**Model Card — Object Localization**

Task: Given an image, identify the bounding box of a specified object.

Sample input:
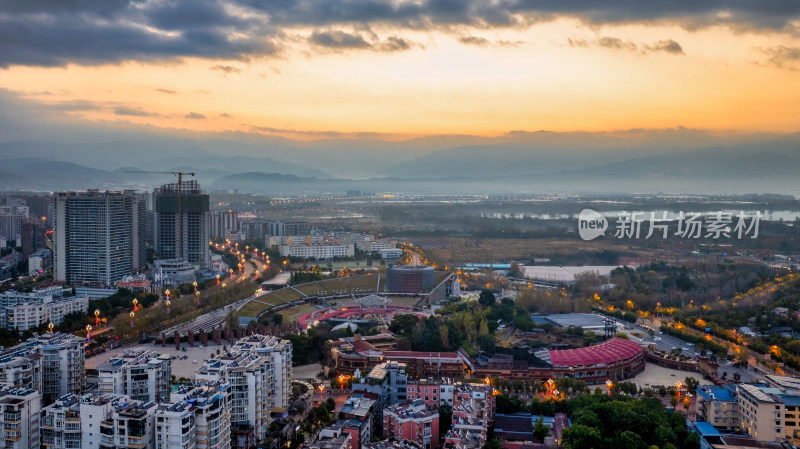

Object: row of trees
[488,393,700,449]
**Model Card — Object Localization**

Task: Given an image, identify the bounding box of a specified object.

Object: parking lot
[86,340,230,379]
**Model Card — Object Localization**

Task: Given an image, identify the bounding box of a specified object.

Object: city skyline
[1,2,800,142]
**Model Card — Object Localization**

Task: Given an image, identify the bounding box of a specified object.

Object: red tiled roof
[547,338,644,367]
[352,339,378,352]
[385,351,461,359]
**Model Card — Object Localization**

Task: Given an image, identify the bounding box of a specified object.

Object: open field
[410,237,670,265]
[278,304,317,322]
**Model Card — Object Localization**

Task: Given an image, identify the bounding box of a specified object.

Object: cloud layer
[1,0,798,67]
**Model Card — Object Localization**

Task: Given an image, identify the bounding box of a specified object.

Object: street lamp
[94,309,100,325]
[132,298,138,312]
[605,379,613,395]
[130,311,135,327]
[86,325,92,342]
[166,299,171,314]
[48,322,54,334]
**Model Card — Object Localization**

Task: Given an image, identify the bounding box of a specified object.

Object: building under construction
[154,180,210,265]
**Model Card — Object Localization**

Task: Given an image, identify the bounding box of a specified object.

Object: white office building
[279,243,354,260]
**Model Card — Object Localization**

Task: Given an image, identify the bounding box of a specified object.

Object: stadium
[236,271,458,327]
[471,338,646,384]
[297,294,433,329]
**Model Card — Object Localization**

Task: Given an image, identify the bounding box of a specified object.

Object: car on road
[192,360,198,364]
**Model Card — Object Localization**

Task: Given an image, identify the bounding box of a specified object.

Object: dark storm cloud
[459,36,491,47]
[645,39,684,54]
[567,36,684,55]
[380,36,419,52]
[113,106,160,117]
[0,0,798,67]
[764,45,800,69]
[459,36,522,48]
[211,64,242,74]
[310,31,371,48]
[309,31,421,52]
[597,36,637,52]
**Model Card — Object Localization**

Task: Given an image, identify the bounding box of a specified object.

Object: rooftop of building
[0,332,80,361]
[738,384,782,403]
[765,375,800,391]
[116,400,158,417]
[365,439,422,449]
[362,361,407,381]
[171,381,230,406]
[385,400,438,420]
[697,385,736,402]
[547,337,644,367]
[384,350,462,360]
[98,348,167,371]
[0,387,37,400]
[340,394,376,418]
[311,433,351,449]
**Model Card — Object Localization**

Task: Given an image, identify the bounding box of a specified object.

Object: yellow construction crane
[124,170,196,260]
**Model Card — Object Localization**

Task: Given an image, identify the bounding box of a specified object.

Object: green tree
[389,314,420,336]
[439,404,453,436]
[684,432,701,449]
[478,290,496,307]
[325,398,336,411]
[683,376,699,394]
[439,325,450,348]
[571,409,602,432]
[613,430,646,449]
[483,439,501,449]
[533,417,549,443]
[562,424,602,449]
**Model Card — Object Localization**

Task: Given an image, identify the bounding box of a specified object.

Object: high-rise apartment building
[0,286,88,331]
[155,180,210,265]
[0,332,85,404]
[0,205,28,247]
[36,332,86,404]
[170,382,232,449]
[54,190,147,286]
[21,217,48,257]
[0,387,41,449]
[155,402,196,449]
[195,335,292,443]
[267,221,309,237]
[97,349,172,403]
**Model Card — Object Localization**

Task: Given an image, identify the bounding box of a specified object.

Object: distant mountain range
[2,131,800,194]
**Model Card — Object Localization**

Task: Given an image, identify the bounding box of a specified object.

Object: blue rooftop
[697,387,734,402]
[779,395,800,407]
[694,422,721,436]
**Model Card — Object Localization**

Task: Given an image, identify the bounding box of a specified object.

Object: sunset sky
[2,1,800,140]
